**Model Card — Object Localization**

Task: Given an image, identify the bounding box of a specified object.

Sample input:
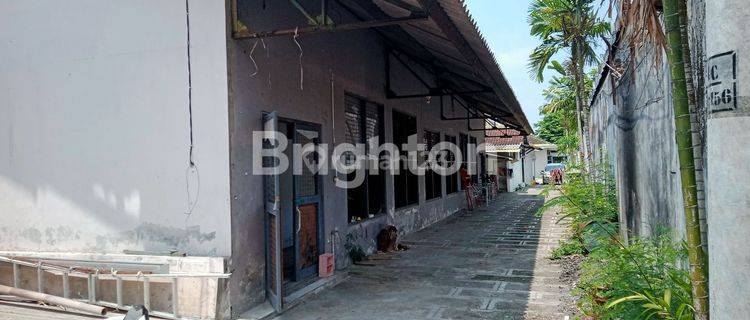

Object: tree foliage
[535,111,565,145]
[528,0,610,165]
[527,0,610,82]
[534,64,596,155]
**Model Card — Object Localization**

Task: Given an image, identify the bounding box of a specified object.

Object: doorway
[263,113,324,311]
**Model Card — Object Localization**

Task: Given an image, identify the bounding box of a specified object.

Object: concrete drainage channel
[471,273,534,283]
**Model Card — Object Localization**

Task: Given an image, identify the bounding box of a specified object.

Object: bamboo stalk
[662,0,710,318]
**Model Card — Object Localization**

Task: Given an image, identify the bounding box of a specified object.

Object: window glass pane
[459,134,469,189]
[424,130,441,200]
[469,136,478,183]
[345,95,385,222]
[365,102,381,146]
[344,96,362,145]
[444,135,458,194]
[295,128,318,197]
[393,110,418,207]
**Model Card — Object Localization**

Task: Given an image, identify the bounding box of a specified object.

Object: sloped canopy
[349,0,532,134]
[233,0,532,134]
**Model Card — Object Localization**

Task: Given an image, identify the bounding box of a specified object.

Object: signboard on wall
[707,51,737,113]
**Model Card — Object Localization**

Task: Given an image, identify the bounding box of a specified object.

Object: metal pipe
[289,0,318,25]
[87,273,97,303]
[116,276,123,307]
[171,278,179,317]
[388,89,492,99]
[12,263,19,288]
[0,284,106,315]
[62,272,70,299]
[235,15,428,39]
[143,277,151,310]
[321,0,328,26]
[1,257,230,279]
[36,264,43,293]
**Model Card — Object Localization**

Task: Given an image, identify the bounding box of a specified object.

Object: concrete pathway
[0,188,571,320]
[275,188,572,320]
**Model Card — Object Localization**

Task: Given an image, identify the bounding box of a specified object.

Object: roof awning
[484,130,555,153]
[231,0,532,134]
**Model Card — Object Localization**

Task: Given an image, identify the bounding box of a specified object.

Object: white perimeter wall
[0,1,231,256]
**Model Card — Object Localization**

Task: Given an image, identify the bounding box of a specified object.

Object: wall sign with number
[706,51,737,113]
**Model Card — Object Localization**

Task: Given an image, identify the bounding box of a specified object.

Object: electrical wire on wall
[249,38,268,78]
[184,0,200,223]
[294,27,304,90]
[249,40,260,77]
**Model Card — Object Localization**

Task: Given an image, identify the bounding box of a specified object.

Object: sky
[464,0,549,128]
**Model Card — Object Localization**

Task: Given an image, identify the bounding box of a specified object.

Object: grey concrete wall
[0,1,231,256]
[704,0,750,317]
[588,42,686,240]
[226,0,488,315]
[590,0,750,316]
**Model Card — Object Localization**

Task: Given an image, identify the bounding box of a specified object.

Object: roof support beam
[440,92,521,131]
[385,47,493,99]
[440,95,486,120]
[289,0,319,25]
[233,13,428,39]
[416,0,531,134]
[389,89,491,99]
[382,0,423,13]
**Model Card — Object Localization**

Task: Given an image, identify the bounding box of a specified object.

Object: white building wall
[507,158,524,191]
[530,149,549,183]
[0,1,231,256]
[506,149,550,190]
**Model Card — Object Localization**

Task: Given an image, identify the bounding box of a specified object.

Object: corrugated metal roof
[366,0,532,134]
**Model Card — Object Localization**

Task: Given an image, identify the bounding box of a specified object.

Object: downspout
[704,0,750,319]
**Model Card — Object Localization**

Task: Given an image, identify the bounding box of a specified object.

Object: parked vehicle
[542,163,565,184]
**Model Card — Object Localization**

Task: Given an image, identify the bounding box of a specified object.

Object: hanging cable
[186,0,194,166]
[293,27,304,90]
[184,0,200,220]
[249,40,259,77]
[249,39,269,78]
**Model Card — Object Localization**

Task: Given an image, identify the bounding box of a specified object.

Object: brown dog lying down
[377,225,398,252]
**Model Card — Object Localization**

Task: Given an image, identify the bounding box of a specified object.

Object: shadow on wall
[0,157,219,255]
[0,0,232,257]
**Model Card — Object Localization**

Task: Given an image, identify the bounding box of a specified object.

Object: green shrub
[538,163,695,319]
[538,163,619,257]
[344,233,366,262]
[576,235,693,319]
[550,238,585,260]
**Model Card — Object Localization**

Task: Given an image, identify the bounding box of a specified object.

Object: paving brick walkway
[275,188,572,320]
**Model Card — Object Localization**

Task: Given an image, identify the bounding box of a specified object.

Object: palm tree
[539,61,596,155]
[527,0,609,167]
